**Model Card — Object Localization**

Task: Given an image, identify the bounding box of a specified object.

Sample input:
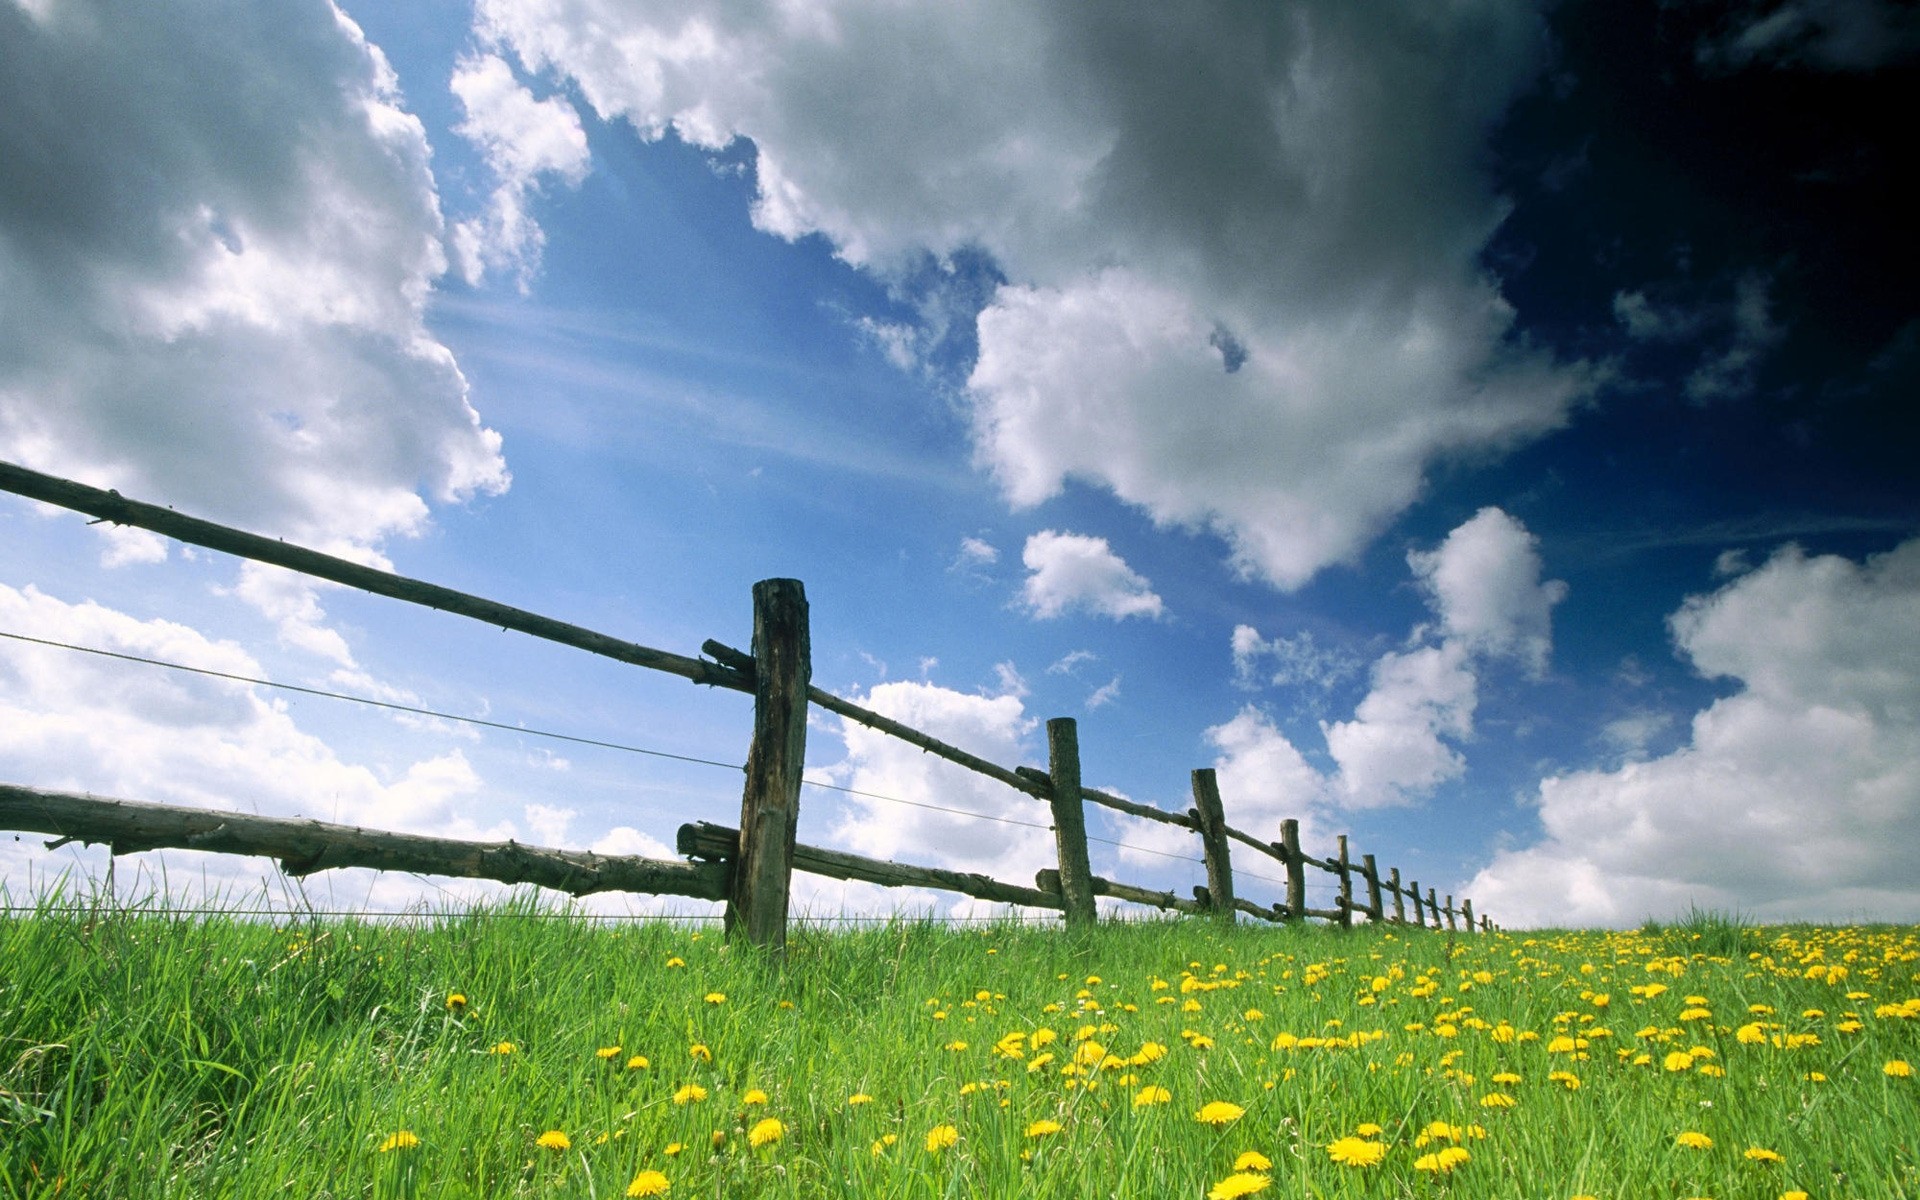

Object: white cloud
[1085,676,1121,711]
[1231,624,1361,692]
[0,0,508,632]
[1408,506,1567,676]
[1468,538,1920,927]
[1020,530,1164,621]
[819,679,1050,913]
[953,535,1000,571]
[471,0,1589,591]
[448,52,591,290]
[1323,642,1477,808]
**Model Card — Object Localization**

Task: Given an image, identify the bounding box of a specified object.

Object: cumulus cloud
[1231,625,1361,693]
[1468,538,1920,927]
[0,0,508,652]
[1408,506,1568,676]
[448,52,591,290]
[470,0,1588,591]
[0,582,523,904]
[1020,530,1164,621]
[817,678,1051,915]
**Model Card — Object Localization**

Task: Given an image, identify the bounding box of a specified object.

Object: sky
[2,0,1917,928]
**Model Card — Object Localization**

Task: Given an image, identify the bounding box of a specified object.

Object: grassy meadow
[1,894,1915,1199]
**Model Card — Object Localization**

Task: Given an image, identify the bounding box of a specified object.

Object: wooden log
[1462,898,1475,933]
[727,580,809,956]
[1279,819,1306,924]
[1232,896,1285,923]
[1046,718,1097,930]
[1361,853,1384,923]
[1408,879,1425,927]
[683,823,1064,911]
[1335,835,1354,929]
[0,461,747,693]
[1427,887,1441,930]
[0,784,731,900]
[1188,768,1234,924]
[1389,866,1406,923]
[1037,869,1204,916]
[1443,894,1458,932]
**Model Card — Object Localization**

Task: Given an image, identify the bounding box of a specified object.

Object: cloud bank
[1469,538,1920,927]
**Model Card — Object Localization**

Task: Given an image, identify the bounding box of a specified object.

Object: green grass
[1,888,1915,1198]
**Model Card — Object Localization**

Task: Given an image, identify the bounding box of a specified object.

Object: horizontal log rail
[678,821,1063,912]
[1036,868,1207,916]
[0,784,731,900]
[0,461,746,693]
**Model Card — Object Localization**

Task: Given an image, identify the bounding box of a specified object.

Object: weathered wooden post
[1188,768,1235,925]
[1408,879,1424,927]
[1362,853,1384,924]
[1462,898,1475,933]
[727,578,809,957]
[1444,894,1458,932]
[1335,835,1354,929]
[1046,718,1097,931]
[1278,819,1306,923]
[1389,866,1406,924]
[1427,887,1441,930]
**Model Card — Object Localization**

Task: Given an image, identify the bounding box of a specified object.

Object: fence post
[1278,819,1306,923]
[727,578,809,958]
[1444,894,1458,932]
[1361,853,1383,924]
[1188,768,1234,925]
[1408,879,1423,927]
[1335,835,1354,928]
[1389,866,1406,924]
[1427,887,1440,930]
[1462,898,1475,933]
[1046,717,1097,931]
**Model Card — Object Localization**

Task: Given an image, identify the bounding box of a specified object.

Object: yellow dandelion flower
[536,1130,570,1151]
[445,993,467,1009]
[1780,1192,1810,1200]
[597,1045,622,1059]
[672,1084,708,1105]
[1886,1060,1914,1077]
[1414,1146,1470,1173]
[1675,1131,1713,1149]
[664,1142,684,1156]
[1491,1071,1522,1085]
[1326,1136,1387,1167]
[748,1118,784,1148]
[1355,1123,1382,1137]
[1208,1172,1272,1199]
[1479,1092,1517,1108]
[870,1133,898,1156]
[944,1040,969,1052]
[704,992,725,1005]
[627,1054,650,1070]
[1743,1146,1784,1163]
[1134,1085,1172,1108]
[688,1044,712,1063]
[925,1124,960,1153]
[377,1131,420,1153]
[742,1088,769,1106]
[489,1041,517,1055]
[1025,1119,1062,1138]
[1195,1101,1246,1127]
[1233,1151,1273,1171]
[1663,1050,1695,1072]
[626,1168,670,1197]
[1027,1052,1056,1073]
[665,956,684,968]
[848,1092,874,1106]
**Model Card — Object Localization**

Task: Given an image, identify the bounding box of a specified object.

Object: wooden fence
[0,461,1493,953]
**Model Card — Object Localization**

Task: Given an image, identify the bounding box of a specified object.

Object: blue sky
[3,0,1916,926]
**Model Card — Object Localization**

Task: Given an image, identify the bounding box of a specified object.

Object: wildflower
[1208,1173,1272,1199]
[672,1084,708,1105]
[689,1044,712,1063]
[1134,1085,1172,1108]
[664,1142,684,1156]
[1663,1050,1696,1072]
[1414,1146,1470,1173]
[742,1088,768,1106]
[536,1130,570,1152]
[490,1041,517,1055]
[748,1118,783,1148]
[944,1040,970,1052]
[1549,1070,1582,1090]
[665,956,685,968]
[626,1169,670,1197]
[848,1092,874,1106]
[1025,1119,1062,1138]
[703,992,725,1005]
[870,1133,898,1156]
[1675,1131,1713,1149]
[1234,1151,1273,1171]
[445,993,467,1009]
[1326,1136,1387,1167]
[1743,1147,1784,1163]
[377,1131,420,1153]
[1479,1092,1517,1108]
[1195,1101,1246,1127]
[627,1055,650,1070]
[1354,1123,1382,1137]
[925,1124,960,1153]
[1886,1060,1914,1078]
[1780,1192,1810,1200]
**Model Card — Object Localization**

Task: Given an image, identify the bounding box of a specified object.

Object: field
[1,895,1915,1199]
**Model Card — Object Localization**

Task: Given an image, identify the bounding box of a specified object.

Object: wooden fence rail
[1,460,1495,947]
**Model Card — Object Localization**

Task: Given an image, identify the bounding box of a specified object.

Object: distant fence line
[0,461,1493,954]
